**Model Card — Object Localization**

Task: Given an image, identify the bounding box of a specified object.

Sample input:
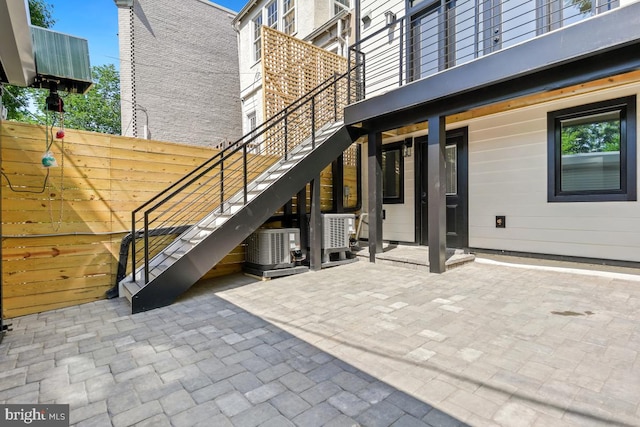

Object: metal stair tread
[197,223,221,231]
[198,217,227,229]
[123,280,143,300]
[183,235,209,243]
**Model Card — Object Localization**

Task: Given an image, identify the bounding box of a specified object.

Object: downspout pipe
[106,225,192,298]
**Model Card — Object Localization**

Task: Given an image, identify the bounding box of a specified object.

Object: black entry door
[416,128,468,248]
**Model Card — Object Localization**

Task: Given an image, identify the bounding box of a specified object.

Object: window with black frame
[547,95,637,202]
[382,143,404,204]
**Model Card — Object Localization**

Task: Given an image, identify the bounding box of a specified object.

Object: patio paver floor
[1,258,639,426]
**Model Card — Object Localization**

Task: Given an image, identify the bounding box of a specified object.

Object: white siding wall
[467,84,640,262]
[356,0,640,262]
[358,0,405,98]
[358,84,640,262]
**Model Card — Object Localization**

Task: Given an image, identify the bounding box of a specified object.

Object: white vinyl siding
[467,84,640,262]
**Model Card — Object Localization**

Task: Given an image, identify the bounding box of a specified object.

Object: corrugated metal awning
[31,26,92,94]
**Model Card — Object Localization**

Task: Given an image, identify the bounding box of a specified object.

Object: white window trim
[247,111,257,136]
[253,14,263,63]
[333,0,349,16]
[266,0,278,29]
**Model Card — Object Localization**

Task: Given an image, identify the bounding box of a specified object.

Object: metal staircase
[119,61,364,313]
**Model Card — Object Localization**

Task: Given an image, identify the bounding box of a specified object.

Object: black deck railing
[352,0,618,99]
[129,55,364,284]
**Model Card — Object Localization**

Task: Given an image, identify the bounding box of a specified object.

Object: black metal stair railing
[128,55,364,285]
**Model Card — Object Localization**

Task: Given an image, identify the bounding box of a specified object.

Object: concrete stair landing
[353,243,475,270]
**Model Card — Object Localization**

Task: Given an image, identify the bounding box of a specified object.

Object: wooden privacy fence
[1,122,358,318]
[1,122,243,318]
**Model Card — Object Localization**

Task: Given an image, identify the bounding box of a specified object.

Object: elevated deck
[345,1,640,132]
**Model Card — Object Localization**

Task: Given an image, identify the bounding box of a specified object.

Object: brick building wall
[116,0,242,147]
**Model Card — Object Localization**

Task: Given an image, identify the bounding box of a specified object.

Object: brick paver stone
[1,262,639,426]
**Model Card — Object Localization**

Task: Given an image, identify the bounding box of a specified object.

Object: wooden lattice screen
[262,26,347,119]
[261,26,348,156]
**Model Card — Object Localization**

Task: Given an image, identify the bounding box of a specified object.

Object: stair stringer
[129,124,362,313]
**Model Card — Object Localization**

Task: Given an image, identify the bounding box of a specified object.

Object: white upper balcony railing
[351,0,621,100]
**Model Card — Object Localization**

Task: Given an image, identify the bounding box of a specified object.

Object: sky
[45,0,248,69]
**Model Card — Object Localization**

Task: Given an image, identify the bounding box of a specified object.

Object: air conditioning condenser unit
[245,228,302,269]
[321,213,355,262]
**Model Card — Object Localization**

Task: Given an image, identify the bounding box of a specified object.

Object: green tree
[29,0,56,28]
[1,1,55,121]
[570,0,593,14]
[2,86,36,122]
[35,65,122,135]
[561,121,620,154]
[3,2,121,135]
